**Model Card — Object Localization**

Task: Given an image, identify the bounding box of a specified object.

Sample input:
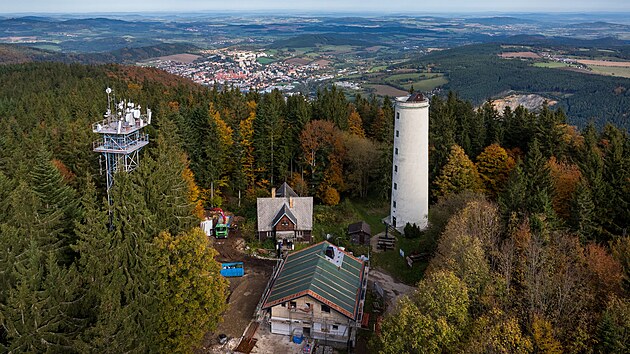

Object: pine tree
[523,139,555,216]
[30,148,79,261]
[569,181,599,243]
[499,161,527,219]
[77,173,156,353]
[139,117,197,235]
[1,240,82,353]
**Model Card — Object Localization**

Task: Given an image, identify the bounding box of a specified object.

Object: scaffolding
[93,88,151,204]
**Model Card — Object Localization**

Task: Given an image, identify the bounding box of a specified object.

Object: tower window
[395,148,398,155]
[393,201,396,208]
[396,112,400,119]
[394,165,398,172]
[396,130,399,137]
[394,183,397,190]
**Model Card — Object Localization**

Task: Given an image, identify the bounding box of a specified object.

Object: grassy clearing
[312,198,388,243]
[364,84,408,97]
[369,65,388,73]
[588,65,630,78]
[372,236,426,286]
[399,76,448,92]
[382,72,448,92]
[256,57,275,65]
[532,61,571,68]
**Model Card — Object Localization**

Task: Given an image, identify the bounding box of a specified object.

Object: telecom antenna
[93,88,151,204]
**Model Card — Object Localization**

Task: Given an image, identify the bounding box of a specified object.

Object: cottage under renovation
[259,241,368,347]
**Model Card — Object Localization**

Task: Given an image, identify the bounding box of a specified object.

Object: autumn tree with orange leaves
[476,143,516,198]
[300,120,345,204]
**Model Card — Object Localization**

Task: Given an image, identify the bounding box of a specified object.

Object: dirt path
[369,268,415,314]
[197,236,276,353]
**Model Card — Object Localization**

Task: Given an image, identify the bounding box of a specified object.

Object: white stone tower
[389,93,429,232]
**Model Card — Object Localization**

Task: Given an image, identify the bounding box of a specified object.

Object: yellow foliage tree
[347,108,365,137]
[321,186,340,206]
[434,145,482,198]
[239,102,257,192]
[476,143,516,198]
[182,166,205,219]
[532,314,563,354]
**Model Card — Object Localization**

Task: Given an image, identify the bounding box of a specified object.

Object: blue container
[292,335,304,344]
[220,262,244,277]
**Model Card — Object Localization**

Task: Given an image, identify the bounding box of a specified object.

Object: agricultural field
[383,72,448,91]
[588,65,630,78]
[256,57,275,64]
[533,61,572,68]
[364,84,409,97]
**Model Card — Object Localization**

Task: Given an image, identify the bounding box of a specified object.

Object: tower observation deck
[93,88,151,203]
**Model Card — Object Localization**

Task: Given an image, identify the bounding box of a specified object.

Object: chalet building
[257,182,313,243]
[347,221,371,245]
[260,241,368,347]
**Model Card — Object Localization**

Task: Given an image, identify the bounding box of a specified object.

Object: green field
[256,57,275,65]
[383,72,448,91]
[369,65,388,73]
[532,61,571,68]
[588,65,630,78]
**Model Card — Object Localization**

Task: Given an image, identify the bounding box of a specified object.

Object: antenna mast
[93,87,152,205]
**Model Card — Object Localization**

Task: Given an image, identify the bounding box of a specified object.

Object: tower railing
[93,133,149,153]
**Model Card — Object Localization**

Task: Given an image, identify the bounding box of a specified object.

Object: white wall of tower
[390,97,429,231]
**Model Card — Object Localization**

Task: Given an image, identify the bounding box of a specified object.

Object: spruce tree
[139,117,197,235]
[30,148,79,261]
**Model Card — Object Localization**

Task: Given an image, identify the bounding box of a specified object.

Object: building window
[393,201,396,208]
[394,165,398,172]
[394,183,397,190]
[395,148,398,155]
[396,130,399,137]
[332,325,339,330]
[281,302,286,307]
[281,220,289,226]
[290,301,297,309]
[321,304,331,313]
[396,112,400,119]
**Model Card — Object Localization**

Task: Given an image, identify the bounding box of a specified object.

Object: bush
[404,223,423,238]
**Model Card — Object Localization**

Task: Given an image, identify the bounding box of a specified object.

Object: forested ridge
[404,43,630,130]
[0,62,629,352]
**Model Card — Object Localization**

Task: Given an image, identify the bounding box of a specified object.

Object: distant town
[142,49,358,93]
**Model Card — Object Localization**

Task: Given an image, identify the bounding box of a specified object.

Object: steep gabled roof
[272,203,297,227]
[261,241,366,320]
[257,197,313,232]
[276,182,299,198]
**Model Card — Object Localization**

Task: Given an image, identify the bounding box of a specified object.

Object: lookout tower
[93,88,151,203]
[388,93,429,232]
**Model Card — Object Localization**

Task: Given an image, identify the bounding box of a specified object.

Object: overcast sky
[2,0,629,14]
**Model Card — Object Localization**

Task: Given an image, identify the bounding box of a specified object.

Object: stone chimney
[289,196,294,208]
[271,188,276,198]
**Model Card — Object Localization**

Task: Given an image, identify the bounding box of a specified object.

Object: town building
[256,182,313,244]
[260,241,368,347]
[388,93,430,232]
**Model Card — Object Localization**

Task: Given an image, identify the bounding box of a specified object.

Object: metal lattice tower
[93,88,151,204]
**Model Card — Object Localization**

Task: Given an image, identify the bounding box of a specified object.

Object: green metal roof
[262,241,365,319]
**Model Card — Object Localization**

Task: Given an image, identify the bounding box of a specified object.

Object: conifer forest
[0,62,629,353]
